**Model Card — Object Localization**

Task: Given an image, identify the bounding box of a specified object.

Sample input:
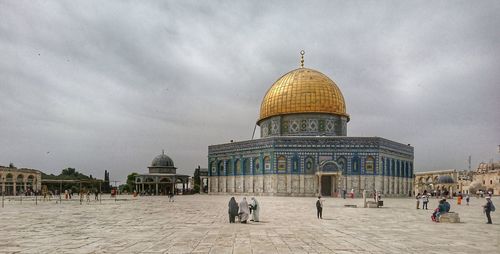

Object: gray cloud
[1,0,499,182]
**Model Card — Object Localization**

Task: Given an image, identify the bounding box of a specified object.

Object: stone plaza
[0,195,498,253]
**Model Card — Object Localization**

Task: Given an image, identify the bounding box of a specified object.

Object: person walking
[250,197,260,222]
[238,197,250,223]
[316,196,324,219]
[416,193,421,209]
[228,197,239,223]
[466,194,470,206]
[422,194,429,210]
[483,196,495,224]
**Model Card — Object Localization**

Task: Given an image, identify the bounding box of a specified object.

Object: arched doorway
[16,174,24,195]
[27,175,34,193]
[317,160,342,197]
[5,173,14,195]
[144,177,154,195]
[159,178,172,195]
[175,178,184,194]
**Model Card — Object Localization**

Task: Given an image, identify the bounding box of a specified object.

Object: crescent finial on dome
[300,50,305,68]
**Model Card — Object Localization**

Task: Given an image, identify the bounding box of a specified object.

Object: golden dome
[258,68,349,124]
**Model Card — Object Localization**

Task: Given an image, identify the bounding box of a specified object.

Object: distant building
[473,161,500,195]
[0,164,42,195]
[135,151,190,195]
[415,170,460,196]
[415,162,500,196]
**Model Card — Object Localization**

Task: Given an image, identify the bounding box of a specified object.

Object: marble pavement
[0,195,498,253]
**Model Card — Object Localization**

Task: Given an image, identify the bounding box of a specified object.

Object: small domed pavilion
[135,151,190,195]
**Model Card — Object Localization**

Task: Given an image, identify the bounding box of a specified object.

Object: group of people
[343,188,355,199]
[429,196,495,224]
[416,192,430,209]
[431,198,451,222]
[417,191,473,210]
[228,197,259,223]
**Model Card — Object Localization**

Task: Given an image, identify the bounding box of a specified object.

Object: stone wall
[208,175,409,197]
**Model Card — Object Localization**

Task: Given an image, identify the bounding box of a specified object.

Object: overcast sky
[1,0,499,183]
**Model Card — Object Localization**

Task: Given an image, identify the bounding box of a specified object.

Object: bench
[366,201,378,208]
[440,212,460,223]
[344,205,357,208]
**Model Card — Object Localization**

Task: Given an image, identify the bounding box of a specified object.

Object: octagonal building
[208,56,414,197]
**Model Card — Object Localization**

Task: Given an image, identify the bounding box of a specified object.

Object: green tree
[126,172,138,192]
[127,172,138,186]
[193,167,200,193]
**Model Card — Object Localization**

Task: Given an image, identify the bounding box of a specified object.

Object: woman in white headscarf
[250,197,260,222]
[238,197,250,223]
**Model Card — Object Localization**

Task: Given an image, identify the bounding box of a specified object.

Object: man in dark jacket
[316,196,324,219]
[483,196,494,224]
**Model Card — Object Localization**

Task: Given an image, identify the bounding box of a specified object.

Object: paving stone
[0,195,499,253]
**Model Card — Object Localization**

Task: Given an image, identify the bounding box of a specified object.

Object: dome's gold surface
[258,68,348,124]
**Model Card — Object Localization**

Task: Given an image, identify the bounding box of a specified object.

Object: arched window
[16,174,24,183]
[264,156,271,173]
[254,158,261,174]
[391,159,396,176]
[235,159,241,175]
[365,156,375,174]
[401,161,407,177]
[6,173,13,182]
[386,158,390,176]
[227,160,233,175]
[405,162,409,177]
[210,162,216,176]
[352,157,360,174]
[218,161,225,176]
[396,160,401,177]
[292,156,300,173]
[337,156,347,174]
[305,157,315,174]
[277,156,287,172]
[244,159,251,175]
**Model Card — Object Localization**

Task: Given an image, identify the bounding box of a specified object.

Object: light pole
[59,181,62,204]
[2,176,4,208]
[35,178,38,205]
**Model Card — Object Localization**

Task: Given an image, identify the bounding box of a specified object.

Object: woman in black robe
[228,197,239,223]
